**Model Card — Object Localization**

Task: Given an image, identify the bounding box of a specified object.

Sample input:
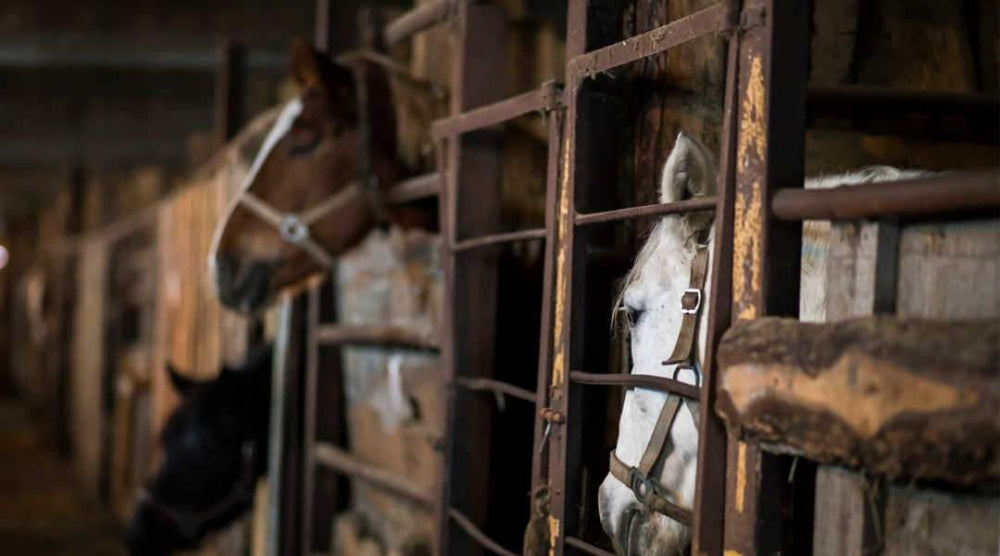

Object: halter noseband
[609,235,709,521]
[138,442,258,542]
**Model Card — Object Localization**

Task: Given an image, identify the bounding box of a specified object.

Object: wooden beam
[716,316,1000,486]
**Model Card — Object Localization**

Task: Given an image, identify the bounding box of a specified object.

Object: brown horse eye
[288,127,320,156]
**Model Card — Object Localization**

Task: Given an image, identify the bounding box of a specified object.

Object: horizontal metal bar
[565,537,617,556]
[570,371,701,400]
[386,172,440,204]
[315,324,439,352]
[313,442,433,508]
[575,197,717,227]
[448,508,519,556]
[454,377,537,403]
[431,81,562,139]
[384,0,451,46]
[772,171,1000,221]
[453,228,547,252]
[567,3,728,80]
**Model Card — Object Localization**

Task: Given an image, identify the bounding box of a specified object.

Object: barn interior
[0,1,997,556]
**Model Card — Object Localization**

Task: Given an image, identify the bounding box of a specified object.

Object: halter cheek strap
[609,233,710,523]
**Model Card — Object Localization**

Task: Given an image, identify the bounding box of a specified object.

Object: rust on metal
[569,370,701,400]
[314,442,434,508]
[384,0,452,46]
[772,170,1000,221]
[431,81,563,139]
[575,197,717,226]
[455,377,537,403]
[315,324,439,351]
[566,3,729,81]
[735,441,747,513]
[732,180,762,321]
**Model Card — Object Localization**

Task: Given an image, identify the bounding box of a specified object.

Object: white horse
[597,132,924,555]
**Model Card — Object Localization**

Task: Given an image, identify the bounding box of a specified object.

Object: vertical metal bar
[433,5,507,554]
[267,299,294,556]
[300,286,320,556]
[314,0,332,52]
[691,4,741,552]
[725,0,810,554]
[530,107,564,490]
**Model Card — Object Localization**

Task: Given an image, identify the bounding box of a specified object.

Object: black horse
[128,344,272,555]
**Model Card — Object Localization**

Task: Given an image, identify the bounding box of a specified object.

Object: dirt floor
[0,398,126,555]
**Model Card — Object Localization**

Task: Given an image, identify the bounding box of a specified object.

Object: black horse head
[128,344,272,555]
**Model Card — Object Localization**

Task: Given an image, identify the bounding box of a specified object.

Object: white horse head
[598,132,715,555]
[597,132,927,554]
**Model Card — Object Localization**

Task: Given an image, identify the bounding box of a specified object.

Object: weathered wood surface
[717,316,999,486]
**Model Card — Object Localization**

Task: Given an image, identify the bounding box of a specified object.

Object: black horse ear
[166,363,201,396]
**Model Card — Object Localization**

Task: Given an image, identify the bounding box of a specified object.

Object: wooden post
[725,0,811,553]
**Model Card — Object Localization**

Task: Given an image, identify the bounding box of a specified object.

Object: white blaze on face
[207,97,305,285]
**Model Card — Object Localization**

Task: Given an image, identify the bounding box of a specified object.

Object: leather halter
[609,233,709,519]
[138,442,258,541]
[230,50,394,268]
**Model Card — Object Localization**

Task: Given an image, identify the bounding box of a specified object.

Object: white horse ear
[660,132,716,204]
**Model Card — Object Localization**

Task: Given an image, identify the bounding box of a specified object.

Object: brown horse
[211,40,406,312]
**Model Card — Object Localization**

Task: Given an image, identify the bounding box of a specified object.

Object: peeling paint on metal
[547,515,560,556]
[724,550,743,556]
[735,441,747,514]
[551,129,572,387]
[732,180,762,320]
[737,56,766,170]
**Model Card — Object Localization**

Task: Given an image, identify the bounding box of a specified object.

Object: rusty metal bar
[575,197,717,227]
[386,172,440,204]
[448,508,520,556]
[690,5,739,552]
[431,81,562,139]
[300,286,320,555]
[384,0,452,45]
[566,3,729,81]
[453,227,547,252]
[455,377,537,403]
[569,370,701,400]
[772,171,1000,221]
[564,537,616,556]
[313,442,434,508]
[315,324,439,351]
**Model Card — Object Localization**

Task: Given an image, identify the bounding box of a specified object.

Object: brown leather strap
[664,243,710,365]
[609,394,684,512]
[638,395,683,474]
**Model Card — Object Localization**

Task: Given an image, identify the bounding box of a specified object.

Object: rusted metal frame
[431,81,563,140]
[569,370,701,400]
[454,377,537,403]
[313,442,434,508]
[690,4,740,552]
[724,0,811,553]
[772,170,1000,221]
[575,197,717,227]
[299,286,320,556]
[385,172,441,204]
[564,536,617,556]
[452,227,547,252]
[565,3,730,81]
[384,0,454,46]
[448,508,520,556]
[315,324,439,352]
[432,5,508,554]
[530,106,565,491]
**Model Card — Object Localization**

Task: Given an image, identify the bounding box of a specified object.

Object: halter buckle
[680,288,702,315]
[628,467,658,505]
[279,215,310,244]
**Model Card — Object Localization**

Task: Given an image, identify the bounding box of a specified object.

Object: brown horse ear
[166,363,202,396]
[289,38,353,94]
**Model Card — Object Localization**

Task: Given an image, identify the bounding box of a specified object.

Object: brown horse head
[211,39,399,313]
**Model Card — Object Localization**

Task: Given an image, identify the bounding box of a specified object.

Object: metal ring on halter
[279,215,310,244]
